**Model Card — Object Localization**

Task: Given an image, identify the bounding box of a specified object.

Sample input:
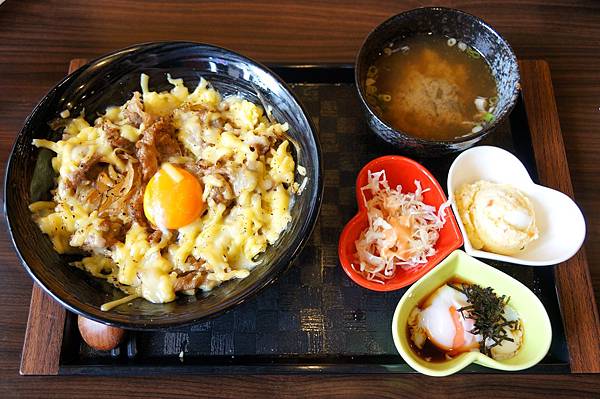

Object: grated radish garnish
[353,170,450,284]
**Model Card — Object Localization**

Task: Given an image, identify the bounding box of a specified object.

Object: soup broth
[365,34,498,141]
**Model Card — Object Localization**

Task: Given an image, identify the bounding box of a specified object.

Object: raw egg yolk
[143,163,205,229]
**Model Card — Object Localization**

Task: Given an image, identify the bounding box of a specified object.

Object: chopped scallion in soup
[365,34,498,141]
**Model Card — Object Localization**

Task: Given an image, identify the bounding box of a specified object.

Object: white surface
[447,146,586,266]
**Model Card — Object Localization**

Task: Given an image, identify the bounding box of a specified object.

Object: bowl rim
[4,41,324,330]
[338,155,463,291]
[354,6,521,145]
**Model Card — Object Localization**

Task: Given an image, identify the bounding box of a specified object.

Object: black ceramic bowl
[5,42,322,329]
[355,7,520,156]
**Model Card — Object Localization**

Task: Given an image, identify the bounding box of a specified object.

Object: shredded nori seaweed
[447,283,519,356]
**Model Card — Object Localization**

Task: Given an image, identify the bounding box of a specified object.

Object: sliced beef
[182,161,209,180]
[135,137,159,181]
[122,92,150,128]
[174,258,207,292]
[206,173,234,208]
[135,117,182,181]
[181,165,234,208]
[69,154,103,187]
[182,163,201,180]
[101,120,131,149]
[251,142,269,155]
[120,162,147,227]
[173,270,206,292]
[99,219,127,247]
[85,163,105,182]
[153,119,182,159]
[183,161,228,179]
[148,229,162,244]
[128,184,147,228]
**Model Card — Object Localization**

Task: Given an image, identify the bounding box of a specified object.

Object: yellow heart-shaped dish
[392,250,552,376]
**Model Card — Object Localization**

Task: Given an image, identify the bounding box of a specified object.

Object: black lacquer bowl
[4,42,322,329]
[355,7,520,156]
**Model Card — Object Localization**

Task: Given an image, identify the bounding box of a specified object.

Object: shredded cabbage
[353,170,450,283]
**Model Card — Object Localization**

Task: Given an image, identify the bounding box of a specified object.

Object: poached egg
[410,284,480,354]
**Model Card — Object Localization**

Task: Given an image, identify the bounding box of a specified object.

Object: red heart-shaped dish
[338,156,463,291]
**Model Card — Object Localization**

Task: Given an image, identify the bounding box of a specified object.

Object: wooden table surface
[1,0,599,397]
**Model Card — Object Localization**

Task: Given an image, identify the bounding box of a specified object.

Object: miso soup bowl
[355,7,520,157]
[392,250,552,376]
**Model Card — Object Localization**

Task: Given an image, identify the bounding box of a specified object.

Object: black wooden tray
[47,65,570,375]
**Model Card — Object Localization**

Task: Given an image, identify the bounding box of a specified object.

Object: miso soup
[365,34,498,141]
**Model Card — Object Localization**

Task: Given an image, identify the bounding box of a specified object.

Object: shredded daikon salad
[353,170,450,283]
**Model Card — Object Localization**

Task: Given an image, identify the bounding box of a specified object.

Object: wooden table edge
[19,58,600,375]
[19,283,66,375]
[519,59,600,373]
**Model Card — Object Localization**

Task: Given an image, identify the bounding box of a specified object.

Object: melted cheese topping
[30,74,296,305]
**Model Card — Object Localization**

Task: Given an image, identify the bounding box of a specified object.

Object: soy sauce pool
[365,34,498,141]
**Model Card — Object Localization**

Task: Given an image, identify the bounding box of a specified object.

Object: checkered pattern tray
[56,67,569,375]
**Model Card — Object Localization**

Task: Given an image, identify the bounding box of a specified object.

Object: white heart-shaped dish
[447,146,586,266]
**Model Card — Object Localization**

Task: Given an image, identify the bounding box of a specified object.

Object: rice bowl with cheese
[30,73,299,308]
